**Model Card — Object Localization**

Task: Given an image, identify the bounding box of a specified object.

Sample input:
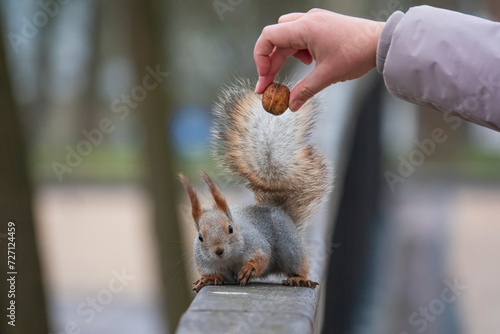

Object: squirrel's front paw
[283,276,319,289]
[237,263,256,285]
[192,274,224,293]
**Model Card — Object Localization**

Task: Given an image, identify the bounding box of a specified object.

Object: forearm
[378,5,500,131]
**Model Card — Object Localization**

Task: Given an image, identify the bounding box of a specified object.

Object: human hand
[254,8,385,111]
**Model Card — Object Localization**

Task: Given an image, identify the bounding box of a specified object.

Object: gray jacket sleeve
[377,5,500,131]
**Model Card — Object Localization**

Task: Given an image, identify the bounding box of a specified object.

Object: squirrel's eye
[198,235,203,242]
[228,225,233,234]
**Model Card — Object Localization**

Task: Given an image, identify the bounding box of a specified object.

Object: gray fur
[211,79,333,230]
[194,205,306,284]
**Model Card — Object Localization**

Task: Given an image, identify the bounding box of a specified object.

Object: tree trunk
[0,14,50,334]
[31,7,54,143]
[79,0,103,132]
[128,1,192,332]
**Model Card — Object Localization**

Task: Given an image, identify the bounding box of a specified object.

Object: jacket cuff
[376,11,405,74]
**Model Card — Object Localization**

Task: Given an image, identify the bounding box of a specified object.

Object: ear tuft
[178,173,203,227]
[200,171,231,218]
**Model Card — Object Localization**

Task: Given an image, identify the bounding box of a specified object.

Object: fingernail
[290,100,302,112]
[255,79,263,93]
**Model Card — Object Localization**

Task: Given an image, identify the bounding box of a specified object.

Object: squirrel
[179,79,333,293]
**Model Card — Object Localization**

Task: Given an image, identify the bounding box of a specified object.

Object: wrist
[370,21,386,68]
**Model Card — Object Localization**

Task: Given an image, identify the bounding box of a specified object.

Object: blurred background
[0,0,499,333]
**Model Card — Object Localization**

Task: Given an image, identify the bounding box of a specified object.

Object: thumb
[289,64,332,111]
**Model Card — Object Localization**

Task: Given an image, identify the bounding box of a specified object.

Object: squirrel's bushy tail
[211,79,333,231]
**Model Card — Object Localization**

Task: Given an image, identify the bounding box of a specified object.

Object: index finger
[254,22,308,91]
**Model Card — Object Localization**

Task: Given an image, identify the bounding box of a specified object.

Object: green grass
[31,144,217,184]
[32,145,145,183]
[382,145,500,181]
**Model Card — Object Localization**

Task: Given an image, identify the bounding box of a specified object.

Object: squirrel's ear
[201,171,232,219]
[179,173,203,227]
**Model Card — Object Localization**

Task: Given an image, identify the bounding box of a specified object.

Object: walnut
[262,82,290,116]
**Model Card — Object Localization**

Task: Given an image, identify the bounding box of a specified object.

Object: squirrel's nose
[215,247,224,257]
